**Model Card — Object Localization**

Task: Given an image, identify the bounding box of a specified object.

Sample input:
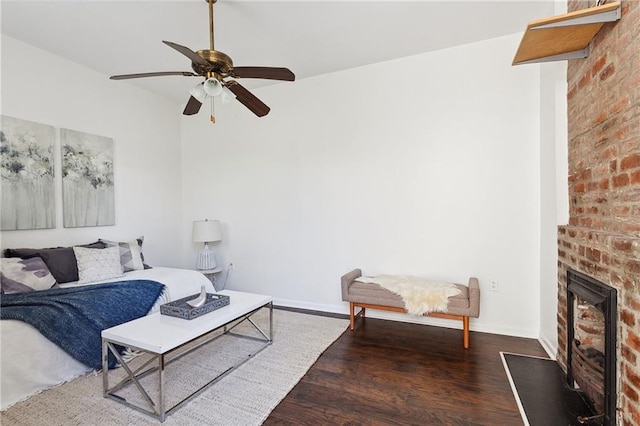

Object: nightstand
[197,266,223,290]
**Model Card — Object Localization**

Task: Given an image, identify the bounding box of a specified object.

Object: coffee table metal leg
[159,354,165,422]
[269,302,273,342]
[102,339,109,396]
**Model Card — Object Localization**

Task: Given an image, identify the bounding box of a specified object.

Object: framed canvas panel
[61,129,115,228]
[1,115,56,231]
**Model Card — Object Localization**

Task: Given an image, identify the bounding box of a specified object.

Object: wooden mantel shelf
[513,2,621,65]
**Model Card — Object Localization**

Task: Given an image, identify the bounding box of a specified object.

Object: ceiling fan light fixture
[203,77,223,97]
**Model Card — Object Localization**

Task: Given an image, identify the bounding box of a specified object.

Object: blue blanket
[0,280,164,369]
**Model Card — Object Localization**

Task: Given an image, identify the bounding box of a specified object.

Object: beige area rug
[1,309,348,425]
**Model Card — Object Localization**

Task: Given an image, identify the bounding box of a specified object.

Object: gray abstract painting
[61,129,115,228]
[1,116,56,231]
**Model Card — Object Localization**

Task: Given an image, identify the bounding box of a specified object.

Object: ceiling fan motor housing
[194,50,233,76]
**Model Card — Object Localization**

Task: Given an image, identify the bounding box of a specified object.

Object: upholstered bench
[341,269,480,348]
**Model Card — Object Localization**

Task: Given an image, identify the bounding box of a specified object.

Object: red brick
[626,259,640,274]
[586,247,601,261]
[622,344,637,364]
[631,170,640,184]
[628,330,640,352]
[603,147,617,159]
[621,309,637,327]
[627,364,640,393]
[579,70,592,88]
[599,178,610,189]
[600,63,616,81]
[613,173,630,187]
[577,168,592,181]
[622,188,640,203]
[612,206,630,217]
[622,222,640,235]
[623,383,640,403]
[590,55,606,74]
[626,406,640,426]
[610,95,630,115]
[621,153,640,170]
[612,239,634,253]
[594,111,608,125]
[614,125,630,142]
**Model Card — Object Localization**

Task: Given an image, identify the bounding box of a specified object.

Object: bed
[0,266,214,410]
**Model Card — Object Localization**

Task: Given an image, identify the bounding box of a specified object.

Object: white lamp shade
[189,83,207,103]
[193,219,222,243]
[220,86,235,104]
[203,77,223,97]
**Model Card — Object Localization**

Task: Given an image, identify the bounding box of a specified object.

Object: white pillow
[73,246,124,284]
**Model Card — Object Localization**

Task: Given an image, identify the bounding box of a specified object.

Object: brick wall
[558,1,640,424]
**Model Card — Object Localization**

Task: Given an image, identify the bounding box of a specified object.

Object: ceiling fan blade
[110,71,198,80]
[231,67,295,81]
[225,81,270,117]
[163,41,211,68]
[183,96,203,116]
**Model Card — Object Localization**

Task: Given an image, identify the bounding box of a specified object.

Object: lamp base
[196,244,217,270]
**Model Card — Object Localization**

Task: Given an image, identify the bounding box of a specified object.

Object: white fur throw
[355,275,462,316]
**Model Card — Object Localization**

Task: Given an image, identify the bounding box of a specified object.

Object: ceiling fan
[110,0,295,123]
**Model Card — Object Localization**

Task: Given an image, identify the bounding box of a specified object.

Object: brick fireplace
[557,1,640,425]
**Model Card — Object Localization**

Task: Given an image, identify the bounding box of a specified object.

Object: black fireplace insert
[566,269,617,426]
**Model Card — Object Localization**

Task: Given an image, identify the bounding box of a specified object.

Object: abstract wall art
[61,129,115,228]
[1,115,56,231]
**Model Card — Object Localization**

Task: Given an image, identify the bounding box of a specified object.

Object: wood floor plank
[265,314,548,425]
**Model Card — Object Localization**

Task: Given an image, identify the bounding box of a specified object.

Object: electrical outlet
[490,280,498,292]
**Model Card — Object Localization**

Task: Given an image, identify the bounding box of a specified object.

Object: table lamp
[192,219,222,270]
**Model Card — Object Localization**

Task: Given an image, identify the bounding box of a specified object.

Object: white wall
[181,33,543,338]
[538,61,567,357]
[1,31,558,340]
[0,35,184,267]
[537,1,569,358]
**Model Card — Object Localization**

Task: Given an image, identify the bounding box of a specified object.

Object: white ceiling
[1,1,553,104]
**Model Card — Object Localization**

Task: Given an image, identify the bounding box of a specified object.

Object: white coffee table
[101,289,272,422]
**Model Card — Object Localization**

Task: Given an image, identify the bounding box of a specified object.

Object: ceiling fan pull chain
[210,96,216,124]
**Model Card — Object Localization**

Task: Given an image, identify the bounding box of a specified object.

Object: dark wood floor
[265,312,548,425]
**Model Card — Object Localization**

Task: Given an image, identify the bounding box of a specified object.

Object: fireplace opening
[566,269,617,426]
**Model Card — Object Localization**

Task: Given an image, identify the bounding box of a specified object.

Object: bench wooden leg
[463,316,470,349]
[350,304,368,331]
[350,302,355,330]
[349,302,471,348]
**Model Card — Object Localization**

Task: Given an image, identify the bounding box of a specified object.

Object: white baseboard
[272,297,539,339]
[538,332,558,359]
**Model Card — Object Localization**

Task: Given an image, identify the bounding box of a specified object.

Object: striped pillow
[100,237,145,272]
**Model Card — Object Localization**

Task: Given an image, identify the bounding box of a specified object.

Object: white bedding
[0,267,214,410]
